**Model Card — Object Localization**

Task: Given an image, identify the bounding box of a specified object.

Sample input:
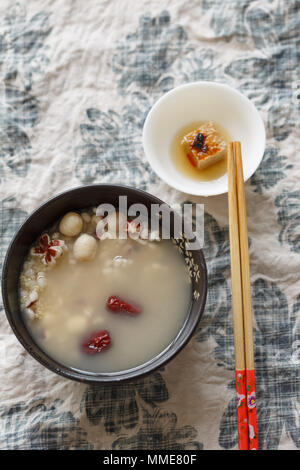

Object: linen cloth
[0,0,299,450]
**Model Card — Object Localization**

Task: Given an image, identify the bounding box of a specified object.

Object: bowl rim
[142,80,266,196]
[1,184,207,384]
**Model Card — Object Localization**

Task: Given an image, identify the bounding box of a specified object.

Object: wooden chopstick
[227,142,249,450]
[227,142,258,450]
[234,142,258,450]
[235,142,255,371]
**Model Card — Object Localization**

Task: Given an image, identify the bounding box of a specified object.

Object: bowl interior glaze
[2,185,207,384]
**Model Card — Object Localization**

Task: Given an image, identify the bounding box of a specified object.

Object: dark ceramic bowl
[2,185,207,384]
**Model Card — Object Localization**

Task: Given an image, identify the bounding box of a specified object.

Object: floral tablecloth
[0,0,299,450]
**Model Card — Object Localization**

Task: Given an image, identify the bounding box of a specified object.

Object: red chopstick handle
[236,369,249,450]
[246,369,258,450]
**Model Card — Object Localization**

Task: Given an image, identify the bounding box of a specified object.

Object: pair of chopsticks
[227,142,258,450]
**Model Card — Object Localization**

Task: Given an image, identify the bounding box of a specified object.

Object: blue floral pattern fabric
[0,3,51,183]
[0,0,299,450]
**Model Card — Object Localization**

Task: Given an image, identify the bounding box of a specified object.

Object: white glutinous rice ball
[59,212,83,237]
[73,234,97,262]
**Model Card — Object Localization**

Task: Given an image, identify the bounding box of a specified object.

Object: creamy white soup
[19,209,192,373]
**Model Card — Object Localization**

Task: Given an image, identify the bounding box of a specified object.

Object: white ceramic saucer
[143,81,265,196]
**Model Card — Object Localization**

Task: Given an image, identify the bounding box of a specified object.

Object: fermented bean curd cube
[181,121,227,170]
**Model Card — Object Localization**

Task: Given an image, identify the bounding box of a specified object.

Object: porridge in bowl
[19,208,192,373]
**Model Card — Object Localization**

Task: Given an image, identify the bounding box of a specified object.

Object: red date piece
[106,295,142,315]
[81,330,111,355]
